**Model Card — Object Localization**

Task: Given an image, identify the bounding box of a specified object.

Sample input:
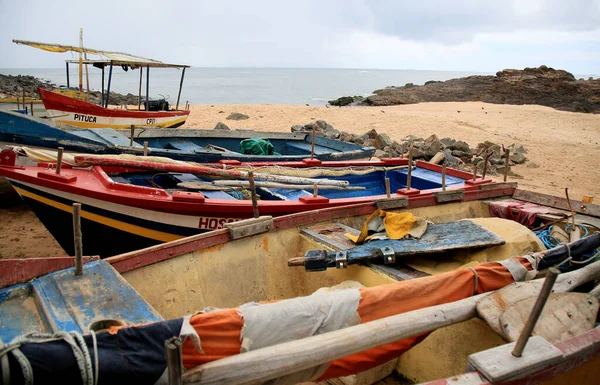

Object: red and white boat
[0,148,494,258]
[13,39,191,128]
[38,88,190,129]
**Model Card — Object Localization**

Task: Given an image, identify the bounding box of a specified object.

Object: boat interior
[108,166,465,201]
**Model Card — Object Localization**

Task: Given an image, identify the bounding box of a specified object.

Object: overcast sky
[0,0,598,74]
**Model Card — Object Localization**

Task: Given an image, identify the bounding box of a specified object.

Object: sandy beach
[1,101,599,259]
[186,101,600,200]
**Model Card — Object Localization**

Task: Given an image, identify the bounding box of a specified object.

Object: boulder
[365,129,379,139]
[423,139,443,157]
[446,140,470,153]
[214,122,230,130]
[373,133,393,150]
[226,112,249,120]
[508,143,527,164]
[291,125,305,133]
[442,149,461,168]
[374,149,389,158]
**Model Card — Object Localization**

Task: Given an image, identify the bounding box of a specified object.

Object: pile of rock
[290,120,528,174]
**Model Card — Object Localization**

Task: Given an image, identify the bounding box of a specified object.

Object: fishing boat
[0,109,375,162]
[0,146,482,257]
[1,183,599,384]
[12,39,191,128]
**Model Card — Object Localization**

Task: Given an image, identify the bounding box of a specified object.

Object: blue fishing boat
[0,109,375,162]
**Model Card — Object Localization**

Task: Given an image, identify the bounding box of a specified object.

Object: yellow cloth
[346,209,417,244]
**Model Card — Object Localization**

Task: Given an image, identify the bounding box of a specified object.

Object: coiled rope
[0,331,98,385]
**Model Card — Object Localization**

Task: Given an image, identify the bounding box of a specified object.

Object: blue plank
[0,284,50,343]
[32,260,163,334]
[303,220,505,271]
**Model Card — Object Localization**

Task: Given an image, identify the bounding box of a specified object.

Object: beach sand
[185,101,600,200]
[0,101,598,259]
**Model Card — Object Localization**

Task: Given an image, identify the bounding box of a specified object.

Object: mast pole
[66,62,70,88]
[138,67,143,111]
[81,28,90,101]
[78,29,83,93]
[145,65,150,111]
[175,67,186,110]
[105,61,113,108]
[101,66,105,106]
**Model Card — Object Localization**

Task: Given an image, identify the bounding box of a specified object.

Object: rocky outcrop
[214,122,230,130]
[291,121,529,175]
[0,74,147,106]
[328,95,364,106]
[362,66,600,113]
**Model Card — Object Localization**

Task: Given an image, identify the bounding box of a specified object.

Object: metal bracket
[375,196,409,210]
[224,216,274,240]
[335,250,348,269]
[381,246,395,264]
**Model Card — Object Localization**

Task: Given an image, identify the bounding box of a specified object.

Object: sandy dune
[186,101,600,201]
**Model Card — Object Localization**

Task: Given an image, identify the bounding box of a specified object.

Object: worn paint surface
[0,260,162,343]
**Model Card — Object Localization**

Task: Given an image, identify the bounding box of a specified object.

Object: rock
[329,96,354,106]
[424,134,439,144]
[423,139,443,157]
[374,149,389,158]
[339,132,357,143]
[442,149,461,168]
[392,141,408,155]
[451,150,470,159]
[508,143,527,164]
[291,125,305,133]
[526,162,540,168]
[373,133,393,150]
[226,112,249,120]
[214,122,230,130]
[446,140,470,153]
[365,129,379,139]
[362,138,375,148]
[410,147,428,159]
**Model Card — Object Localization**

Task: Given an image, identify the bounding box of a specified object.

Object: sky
[0,0,599,75]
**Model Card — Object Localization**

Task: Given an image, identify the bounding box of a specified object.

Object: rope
[0,331,98,385]
[467,267,479,295]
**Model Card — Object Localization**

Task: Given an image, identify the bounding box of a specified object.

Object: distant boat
[38,88,190,128]
[12,38,191,128]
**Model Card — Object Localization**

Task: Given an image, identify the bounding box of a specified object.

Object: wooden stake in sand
[72,203,83,276]
[143,141,149,156]
[311,123,316,160]
[406,142,414,191]
[130,125,135,147]
[504,149,510,182]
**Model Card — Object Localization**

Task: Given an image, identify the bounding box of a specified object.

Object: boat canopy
[12,39,189,69]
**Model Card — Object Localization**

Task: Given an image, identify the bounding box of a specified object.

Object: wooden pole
[512,267,559,357]
[30,100,34,116]
[472,162,477,181]
[385,177,391,197]
[441,165,446,191]
[504,149,510,182]
[130,125,135,147]
[214,180,365,191]
[313,183,318,198]
[311,123,316,160]
[81,28,90,101]
[145,65,150,111]
[105,61,113,108]
[248,171,259,218]
[138,67,143,111]
[78,29,83,93]
[165,337,183,385]
[66,62,70,88]
[143,141,149,156]
[101,66,105,106]
[182,262,600,385]
[56,147,64,175]
[72,203,83,276]
[175,67,186,111]
[406,142,413,190]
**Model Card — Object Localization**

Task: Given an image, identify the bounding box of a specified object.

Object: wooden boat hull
[38,87,189,128]
[0,149,489,258]
[2,194,599,384]
[0,109,376,162]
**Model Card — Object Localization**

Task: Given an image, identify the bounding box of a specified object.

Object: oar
[213,180,366,191]
[181,261,600,385]
[73,155,349,187]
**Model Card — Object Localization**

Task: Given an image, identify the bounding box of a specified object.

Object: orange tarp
[181,258,532,379]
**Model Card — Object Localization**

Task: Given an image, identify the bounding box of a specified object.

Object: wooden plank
[468,336,564,383]
[376,196,409,210]
[225,216,274,239]
[499,293,599,344]
[125,128,307,140]
[433,189,464,203]
[298,221,505,271]
[513,189,600,218]
[0,256,100,289]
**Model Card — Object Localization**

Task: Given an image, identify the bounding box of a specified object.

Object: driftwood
[182,261,600,385]
[73,155,349,187]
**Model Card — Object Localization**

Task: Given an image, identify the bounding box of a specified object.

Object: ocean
[0,67,490,105]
